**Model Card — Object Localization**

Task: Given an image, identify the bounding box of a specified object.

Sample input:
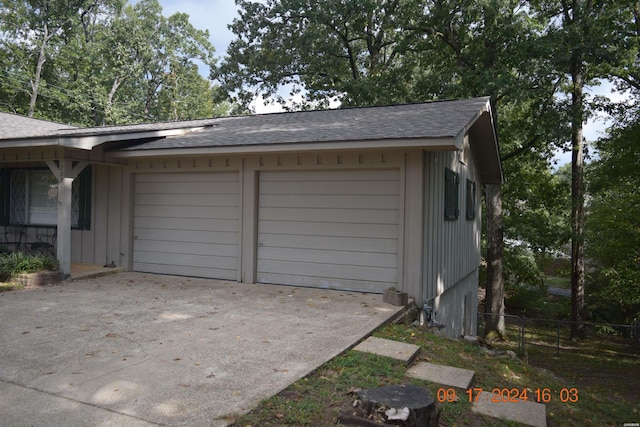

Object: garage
[133,172,239,280]
[256,169,399,293]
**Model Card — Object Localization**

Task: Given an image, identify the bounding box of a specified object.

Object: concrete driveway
[0,272,403,426]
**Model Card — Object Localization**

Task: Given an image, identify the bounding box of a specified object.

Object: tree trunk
[105,76,123,125]
[29,24,50,118]
[484,182,505,337]
[570,49,587,339]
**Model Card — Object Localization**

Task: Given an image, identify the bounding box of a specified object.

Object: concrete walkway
[0,272,404,426]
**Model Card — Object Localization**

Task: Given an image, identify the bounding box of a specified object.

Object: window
[444,167,459,220]
[466,179,476,220]
[0,166,91,229]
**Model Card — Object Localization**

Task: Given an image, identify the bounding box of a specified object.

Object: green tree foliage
[0,0,226,125]
[586,117,640,324]
[528,0,636,337]
[214,0,425,109]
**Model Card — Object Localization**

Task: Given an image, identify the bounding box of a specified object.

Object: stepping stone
[406,362,474,389]
[472,391,547,427]
[353,336,420,365]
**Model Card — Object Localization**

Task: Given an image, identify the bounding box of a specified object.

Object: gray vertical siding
[71,164,124,266]
[423,146,482,301]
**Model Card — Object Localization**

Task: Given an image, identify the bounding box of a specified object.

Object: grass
[0,252,59,292]
[229,321,640,426]
[544,275,571,289]
[0,251,58,275]
[493,321,640,425]
[0,281,25,292]
[505,284,571,319]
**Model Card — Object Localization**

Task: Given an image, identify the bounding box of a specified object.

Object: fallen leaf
[173,357,182,362]
[206,373,216,378]
[105,333,117,338]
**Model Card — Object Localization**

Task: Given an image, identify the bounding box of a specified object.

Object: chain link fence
[479,312,640,359]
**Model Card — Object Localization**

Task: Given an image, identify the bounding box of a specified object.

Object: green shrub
[0,252,59,280]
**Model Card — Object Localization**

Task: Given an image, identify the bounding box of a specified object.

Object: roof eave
[469,107,503,184]
[0,126,209,150]
[106,137,458,159]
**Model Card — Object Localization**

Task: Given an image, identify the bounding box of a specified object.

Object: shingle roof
[0,111,76,139]
[122,97,491,150]
[0,97,500,183]
[0,112,220,141]
[57,118,220,137]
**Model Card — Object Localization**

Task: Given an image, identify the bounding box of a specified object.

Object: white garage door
[133,172,239,280]
[257,169,399,293]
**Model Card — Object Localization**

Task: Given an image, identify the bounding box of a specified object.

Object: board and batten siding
[132,172,239,280]
[71,164,123,266]
[256,169,400,293]
[423,146,482,303]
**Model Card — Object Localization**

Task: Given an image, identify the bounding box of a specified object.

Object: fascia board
[0,127,206,150]
[58,127,207,150]
[107,137,458,159]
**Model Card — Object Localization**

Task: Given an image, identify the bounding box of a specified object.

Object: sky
[153,0,628,167]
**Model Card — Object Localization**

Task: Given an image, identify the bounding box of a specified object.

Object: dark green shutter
[444,168,459,220]
[0,169,9,226]
[466,179,476,220]
[76,166,92,230]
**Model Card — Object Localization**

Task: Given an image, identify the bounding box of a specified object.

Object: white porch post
[46,159,87,277]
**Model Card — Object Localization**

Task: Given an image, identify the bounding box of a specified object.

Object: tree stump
[339,383,439,427]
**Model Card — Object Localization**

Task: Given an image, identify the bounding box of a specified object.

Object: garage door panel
[257,259,397,283]
[258,220,398,239]
[260,180,399,196]
[258,247,396,268]
[260,194,398,210]
[134,172,239,281]
[258,273,392,293]
[134,240,237,257]
[134,217,237,232]
[135,205,238,220]
[134,229,237,245]
[258,234,397,254]
[135,181,238,194]
[257,169,399,292]
[135,193,238,208]
[133,263,235,280]
[259,207,398,224]
[134,251,237,271]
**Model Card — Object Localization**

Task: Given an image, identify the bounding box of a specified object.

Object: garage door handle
[258,242,263,247]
